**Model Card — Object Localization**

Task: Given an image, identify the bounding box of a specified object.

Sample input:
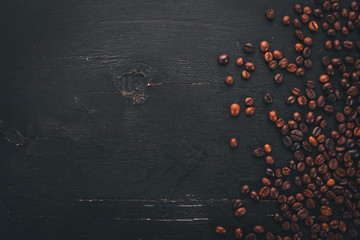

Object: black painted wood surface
[0,0,358,239]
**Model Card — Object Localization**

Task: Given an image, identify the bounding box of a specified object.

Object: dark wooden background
[0,0,357,239]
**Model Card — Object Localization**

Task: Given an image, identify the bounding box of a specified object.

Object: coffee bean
[268,60,278,70]
[243,43,254,53]
[244,62,255,71]
[266,8,275,20]
[264,93,273,104]
[309,21,319,31]
[279,58,289,69]
[283,16,291,25]
[215,226,227,235]
[250,190,259,201]
[245,233,257,240]
[274,73,283,83]
[268,110,278,122]
[235,228,243,239]
[295,56,304,65]
[218,54,229,64]
[301,13,309,23]
[259,186,270,198]
[295,68,305,77]
[343,40,353,49]
[236,57,244,67]
[230,103,240,117]
[230,138,238,148]
[294,43,304,52]
[240,185,250,195]
[245,97,254,106]
[234,207,247,217]
[225,75,234,86]
[260,41,270,52]
[232,199,243,209]
[253,147,266,157]
[245,107,255,116]
[242,70,250,80]
[263,144,271,153]
[297,96,307,106]
[293,18,302,28]
[287,63,297,72]
[264,52,273,62]
[291,130,304,141]
[294,4,302,14]
[304,37,313,46]
[273,50,283,60]
[302,47,311,57]
[320,205,332,216]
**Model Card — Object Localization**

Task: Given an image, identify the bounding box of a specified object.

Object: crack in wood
[112,68,208,104]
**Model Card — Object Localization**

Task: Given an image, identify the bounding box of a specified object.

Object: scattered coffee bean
[230,138,238,148]
[218,54,229,64]
[225,75,234,86]
[243,43,254,53]
[266,8,275,20]
[230,103,240,117]
[264,93,273,104]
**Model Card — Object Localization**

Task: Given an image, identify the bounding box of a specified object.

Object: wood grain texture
[0,0,359,239]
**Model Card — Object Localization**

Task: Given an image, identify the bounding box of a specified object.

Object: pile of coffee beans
[216,1,360,239]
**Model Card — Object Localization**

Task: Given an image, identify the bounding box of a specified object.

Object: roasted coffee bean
[297,95,307,106]
[253,225,264,234]
[295,56,304,65]
[293,18,302,28]
[225,75,234,86]
[268,60,278,70]
[268,110,278,122]
[343,40,353,50]
[266,9,275,20]
[260,41,270,52]
[230,138,238,148]
[309,21,319,31]
[241,185,250,195]
[253,147,265,157]
[235,57,244,67]
[218,54,229,64]
[235,228,243,239]
[273,50,283,60]
[244,62,255,71]
[233,199,243,209]
[245,107,255,116]
[301,14,309,23]
[245,233,257,240]
[274,73,284,84]
[294,43,303,53]
[242,70,250,80]
[282,16,291,25]
[264,93,273,104]
[303,47,311,58]
[279,58,289,69]
[291,130,304,141]
[320,205,332,216]
[250,190,259,201]
[245,97,254,106]
[215,226,227,235]
[287,63,297,72]
[295,68,305,77]
[294,4,302,14]
[234,207,247,217]
[230,103,241,117]
[304,37,313,46]
[243,43,254,53]
[286,95,296,105]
